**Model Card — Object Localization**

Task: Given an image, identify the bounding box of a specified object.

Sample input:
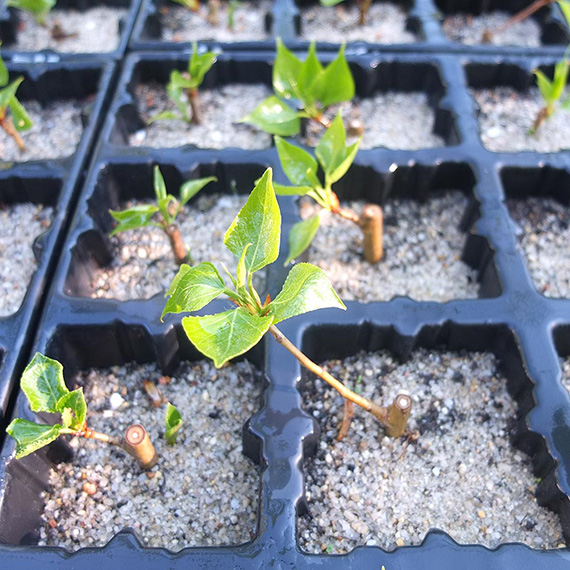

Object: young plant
[274,113,383,265]
[164,403,183,445]
[109,166,217,266]
[0,47,32,151]
[162,168,411,439]
[6,353,158,469]
[5,0,56,25]
[481,0,569,43]
[149,43,216,126]
[320,0,372,26]
[532,54,570,133]
[241,39,355,137]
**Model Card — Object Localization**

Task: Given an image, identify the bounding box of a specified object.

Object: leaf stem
[164,223,189,265]
[482,0,551,42]
[0,116,25,150]
[269,324,411,436]
[187,87,202,125]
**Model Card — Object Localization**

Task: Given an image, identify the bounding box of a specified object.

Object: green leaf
[552,59,569,102]
[285,214,321,265]
[179,176,217,207]
[559,0,570,26]
[182,307,273,368]
[61,408,73,429]
[311,44,354,108]
[163,262,225,318]
[165,403,183,445]
[315,113,348,180]
[298,42,324,107]
[56,389,86,430]
[157,195,176,225]
[6,419,62,459]
[21,353,69,414]
[560,96,570,110]
[241,96,300,136]
[0,77,24,113]
[148,110,183,124]
[188,43,217,89]
[269,263,346,324]
[109,204,159,236]
[534,68,555,104]
[167,74,191,122]
[6,0,55,22]
[273,38,303,102]
[154,166,168,202]
[224,168,281,273]
[275,136,320,188]
[274,183,314,196]
[0,48,8,88]
[320,0,344,5]
[328,138,360,185]
[236,243,251,289]
[8,97,32,131]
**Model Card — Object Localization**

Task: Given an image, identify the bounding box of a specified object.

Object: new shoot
[0,46,32,151]
[275,113,383,265]
[162,168,410,439]
[149,43,216,126]
[109,165,217,265]
[6,353,158,469]
[532,53,570,133]
[242,40,355,137]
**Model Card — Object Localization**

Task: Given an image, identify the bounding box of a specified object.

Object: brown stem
[187,87,202,125]
[337,400,354,441]
[384,394,412,438]
[206,0,220,25]
[314,114,331,128]
[482,0,551,42]
[164,223,189,265]
[269,325,412,436]
[0,116,25,151]
[357,0,372,25]
[124,424,159,469]
[79,426,122,447]
[531,105,552,133]
[359,203,383,264]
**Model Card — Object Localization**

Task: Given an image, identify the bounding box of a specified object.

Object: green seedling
[0,47,32,151]
[532,54,570,133]
[482,0,569,43]
[274,113,383,265]
[227,0,240,29]
[165,403,183,445]
[6,353,158,469]
[149,43,216,126]
[109,166,217,266]
[241,39,355,137]
[162,167,411,439]
[6,0,56,25]
[320,0,372,26]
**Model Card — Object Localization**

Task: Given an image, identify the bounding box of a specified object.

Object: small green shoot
[320,0,372,26]
[164,403,183,444]
[0,46,32,151]
[170,0,200,11]
[241,40,355,137]
[6,0,56,25]
[5,353,158,469]
[149,43,216,126]
[274,113,382,265]
[109,166,216,265]
[532,53,570,133]
[227,0,240,29]
[163,167,411,439]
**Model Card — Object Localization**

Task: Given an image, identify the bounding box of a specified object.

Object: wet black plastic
[130,0,570,56]
[2,28,570,570]
[0,59,116,440]
[0,0,142,62]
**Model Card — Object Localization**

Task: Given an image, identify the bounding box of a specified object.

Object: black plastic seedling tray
[0,59,116,444]
[0,0,141,62]
[1,41,570,568]
[130,0,570,56]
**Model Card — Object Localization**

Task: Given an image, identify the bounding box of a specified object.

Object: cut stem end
[124,424,158,469]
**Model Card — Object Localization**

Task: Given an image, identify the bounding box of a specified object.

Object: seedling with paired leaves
[163,168,411,439]
[242,39,355,137]
[532,53,570,133]
[482,0,570,43]
[6,0,56,25]
[274,113,383,265]
[0,48,32,151]
[110,166,216,266]
[320,0,372,26]
[149,43,216,126]
[165,403,183,445]
[6,353,158,469]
